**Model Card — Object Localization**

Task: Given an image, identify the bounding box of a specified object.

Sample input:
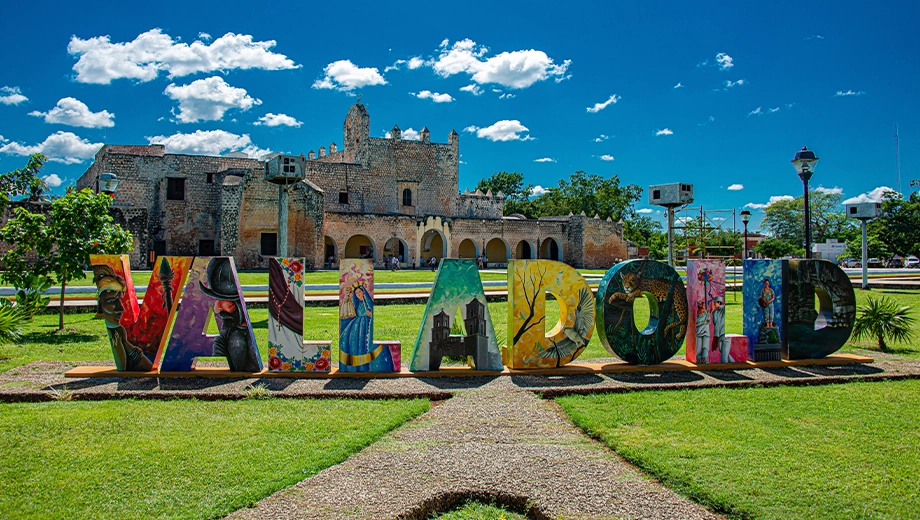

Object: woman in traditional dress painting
[339,283,392,371]
[94,265,154,372]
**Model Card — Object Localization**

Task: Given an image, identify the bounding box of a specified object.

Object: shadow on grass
[794,364,884,377]
[21,331,97,345]
[607,371,705,385]
[250,377,295,391]
[117,378,159,391]
[250,318,268,330]
[158,378,241,391]
[44,378,115,391]
[761,367,816,379]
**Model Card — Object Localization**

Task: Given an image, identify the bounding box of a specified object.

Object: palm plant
[0,303,25,342]
[852,296,916,351]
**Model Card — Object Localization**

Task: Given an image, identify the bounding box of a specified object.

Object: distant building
[76,104,627,270]
[813,238,847,262]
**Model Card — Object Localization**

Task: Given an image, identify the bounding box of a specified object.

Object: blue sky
[1,0,918,232]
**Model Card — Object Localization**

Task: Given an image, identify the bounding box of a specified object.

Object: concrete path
[229,381,720,520]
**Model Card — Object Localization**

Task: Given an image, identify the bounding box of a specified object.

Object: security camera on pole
[265,154,307,257]
[845,202,881,290]
[648,183,694,267]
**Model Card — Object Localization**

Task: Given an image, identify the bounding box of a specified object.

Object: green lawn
[1,289,917,373]
[0,397,428,520]
[434,501,526,519]
[557,379,920,520]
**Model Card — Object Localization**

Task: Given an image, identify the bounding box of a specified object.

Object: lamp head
[99,172,119,195]
[791,146,819,181]
[740,209,751,224]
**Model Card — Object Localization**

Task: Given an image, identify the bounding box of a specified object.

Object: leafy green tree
[475,171,539,218]
[0,187,134,329]
[843,233,889,261]
[753,237,803,259]
[0,153,48,212]
[533,170,643,221]
[760,191,852,245]
[868,190,920,256]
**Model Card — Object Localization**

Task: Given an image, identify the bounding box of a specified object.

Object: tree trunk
[58,280,65,330]
[878,333,887,351]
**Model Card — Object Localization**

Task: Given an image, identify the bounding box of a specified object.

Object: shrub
[853,296,916,351]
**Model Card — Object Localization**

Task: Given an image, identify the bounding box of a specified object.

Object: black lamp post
[792,146,819,259]
[740,210,751,259]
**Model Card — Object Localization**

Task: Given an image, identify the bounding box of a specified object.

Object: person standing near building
[711,296,732,362]
[695,299,711,364]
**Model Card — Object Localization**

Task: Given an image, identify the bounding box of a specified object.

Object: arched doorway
[383,237,408,265]
[324,236,338,269]
[420,229,446,265]
[540,238,561,261]
[344,235,376,261]
[458,238,478,259]
[515,240,534,259]
[486,238,509,266]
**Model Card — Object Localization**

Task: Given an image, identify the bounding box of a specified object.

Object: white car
[906,256,920,269]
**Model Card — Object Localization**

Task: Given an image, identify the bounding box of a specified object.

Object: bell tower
[343,104,370,161]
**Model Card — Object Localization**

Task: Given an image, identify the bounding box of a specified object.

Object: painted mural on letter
[785,259,856,359]
[596,259,687,364]
[90,254,191,370]
[410,259,502,371]
[338,259,398,372]
[159,257,262,372]
[743,259,786,362]
[265,257,331,372]
[505,260,595,369]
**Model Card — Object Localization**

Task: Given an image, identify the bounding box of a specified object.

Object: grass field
[1,288,917,373]
[557,379,920,520]
[0,397,428,519]
[434,501,526,519]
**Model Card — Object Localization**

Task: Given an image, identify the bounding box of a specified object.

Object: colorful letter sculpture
[338,259,399,372]
[410,259,503,371]
[785,259,856,359]
[596,259,688,365]
[159,257,262,372]
[267,257,332,372]
[90,254,191,371]
[505,260,595,369]
[685,260,747,364]
[743,259,786,361]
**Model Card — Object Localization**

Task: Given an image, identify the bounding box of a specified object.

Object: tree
[853,296,915,351]
[0,187,133,330]
[760,190,852,246]
[0,153,48,213]
[869,191,920,256]
[533,170,643,221]
[843,233,889,261]
[623,215,663,245]
[753,237,803,259]
[475,171,539,218]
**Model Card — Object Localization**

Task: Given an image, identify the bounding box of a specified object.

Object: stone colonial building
[77,104,627,270]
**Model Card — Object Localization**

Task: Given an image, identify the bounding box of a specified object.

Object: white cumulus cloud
[745,195,794,209]
[715,52,734,70]
[460,84,482,96]
[464,120,533,141]
[0,131,102,164]
[312,60,387,91]
[598,154,615,161]
[534,157,555,163]
[531,185,547,197]
[586,94,621,113]
[655,128,674,136]
[594,134,609,142]
[843,186,897,204]
[147,129,270,158]
[385,128,421,141]
[637,208,654,214]
[748,107,762,116]
[411,90,454,103]
[835,90,865,97]
[68,29,298,84]
[728,184,744,191]
[725,79,746,88]
[42,173,64,188]
[255,113,302,127]
[431,38,570,89]
[0,86,28,106]
[28,97,115,128]
[815,186,843,195]
[164,76,260,123]
[673,82,684,89]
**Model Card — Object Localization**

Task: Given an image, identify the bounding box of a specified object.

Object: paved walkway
[229,382,720,520]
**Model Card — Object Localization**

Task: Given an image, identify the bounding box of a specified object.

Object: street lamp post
[791,146,819,259]
[740,210,751,260]
[98,172,119,197]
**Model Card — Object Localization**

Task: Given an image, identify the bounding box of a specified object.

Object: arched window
[402,188,413,207]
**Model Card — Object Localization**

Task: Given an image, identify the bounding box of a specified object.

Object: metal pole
[861,219,868,290]
[803,178,812,259]
[743,222,748,261]
[667,206,675,267]
[278,183,289,257]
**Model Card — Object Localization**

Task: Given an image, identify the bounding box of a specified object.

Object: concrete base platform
[65,353,873,379]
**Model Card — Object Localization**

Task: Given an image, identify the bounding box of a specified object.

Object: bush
[853,296,916,350]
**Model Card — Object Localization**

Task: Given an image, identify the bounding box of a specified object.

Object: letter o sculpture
[596,259,689,364]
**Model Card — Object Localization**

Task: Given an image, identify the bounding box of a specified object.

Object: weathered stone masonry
[74,104,627,270]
